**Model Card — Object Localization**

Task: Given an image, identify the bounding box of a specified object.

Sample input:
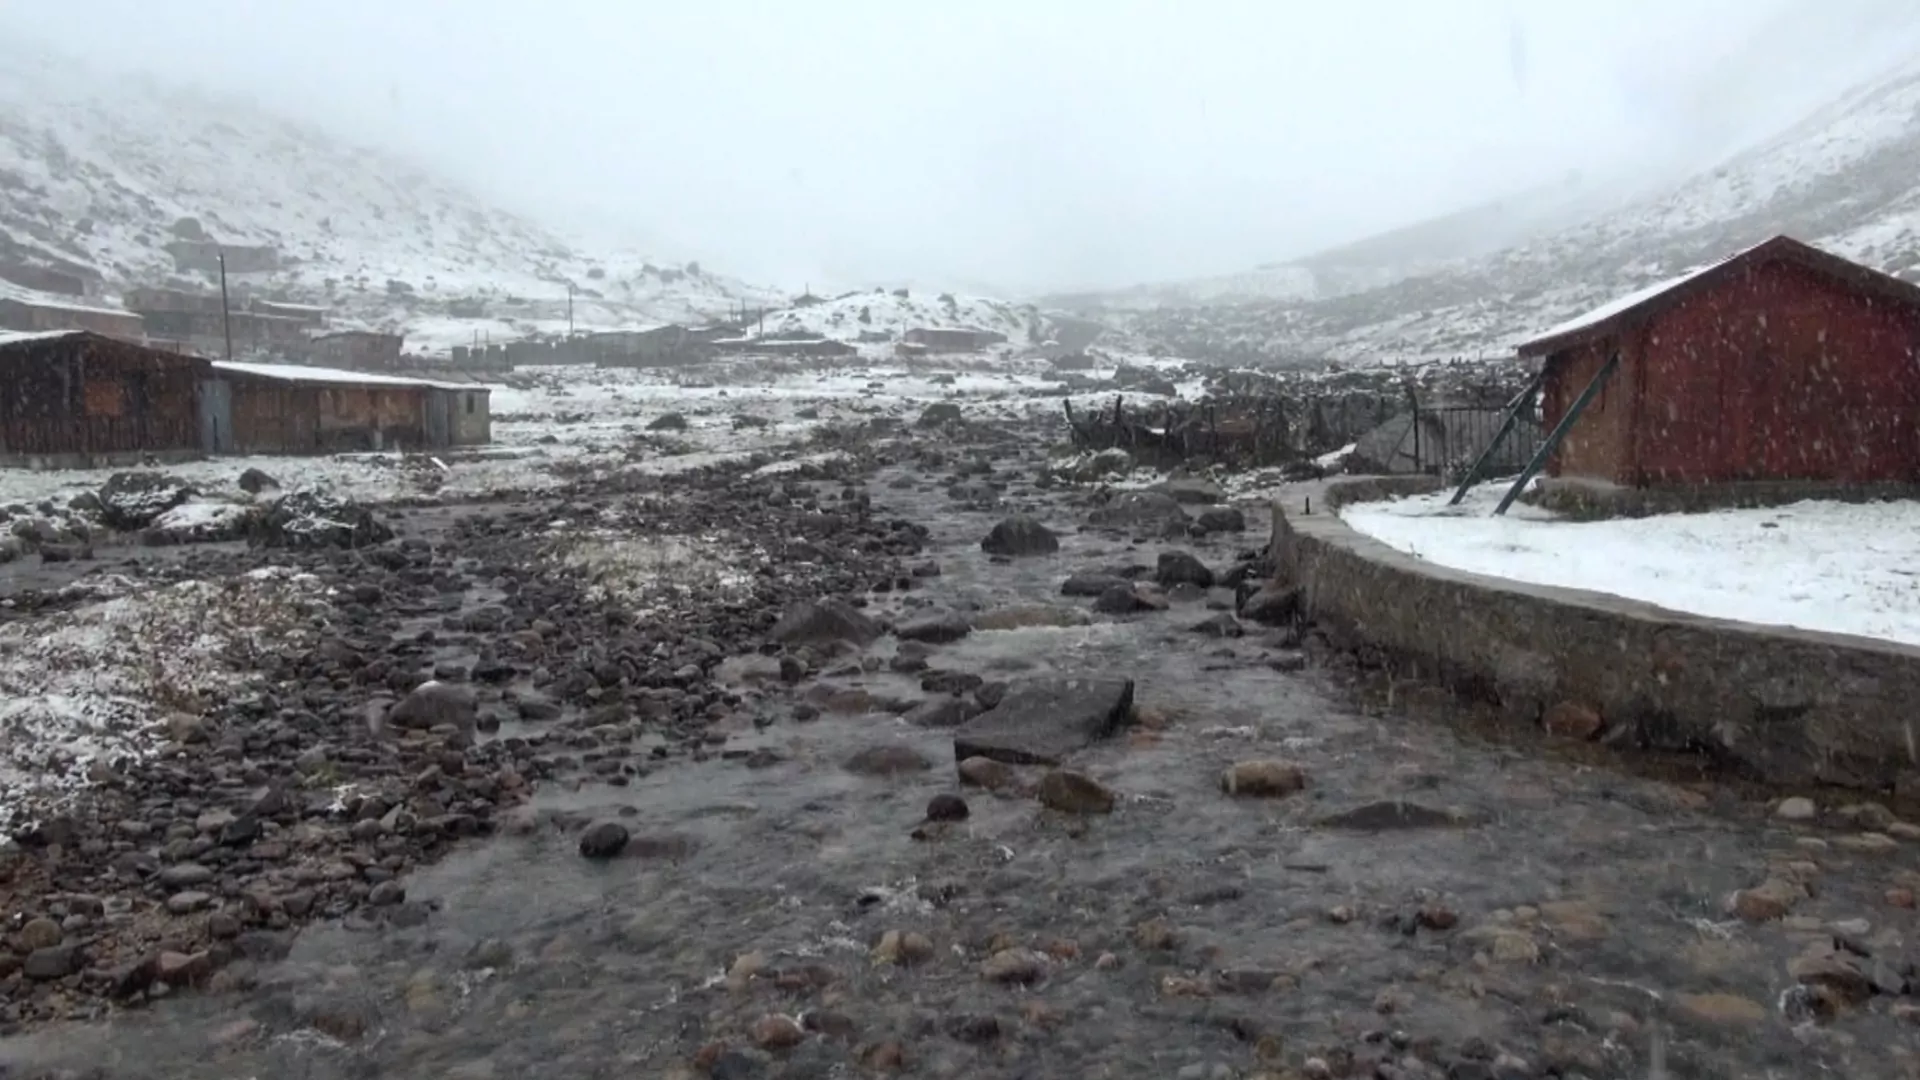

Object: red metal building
[1517,235,1920,487]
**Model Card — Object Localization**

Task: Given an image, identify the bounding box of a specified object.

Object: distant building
[0,294,146,341]
[903,326,1009,352]
[0,331,207,468]
[708,335,857,358]
[165,240,280,276]
[0,262,94,298]
[206,361,490,454]
[1519,234,1920,488]
[309,330,405,371]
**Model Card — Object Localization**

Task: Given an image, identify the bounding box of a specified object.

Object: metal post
[1494,351,1619,516]
[1448,368,1546,505]
[567,284,574,336]
[217,251,233,362]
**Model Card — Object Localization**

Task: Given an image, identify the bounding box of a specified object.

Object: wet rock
[1674,992,1770,1027]
[751,1014,805,1050]
[236,467,280,494]
[1156,550,1214,588]
[98,471,197,529]
[1788,950,1875,1005]
[1238,583,1301,625]
[1314,800,1464,830]
[1153,478,1224,505]
[1541,700,1602,740]
[953,676,1135,765]
[957,756,1019,791]
[23,944,78,980]
[1728,877,1805,922]
[1197,506,1246,533]
[1093,582,1168,614]
[1037,769,1116,814]
[648,412,688,431]
[1221,759,1307,797]
[845,745,933,776]
[972,604,1089,630]
[980,947,1049,984]
[858,1041,908,1071]
[903,696,971,729]
[918,402,964,426]
[871,930,935,966]
[578,821,630,859]
[250,489,392,549]
[17,917,62,951]
[1776,796,1818,821]
[770,598,881,648]
[1087,490,1188,529]
[1190,613,1243,638]
[1061,571,1132,597]
[981,514,1060,556]
[388,680,478,732]
[896,611,971,644]
[925,793,970,821]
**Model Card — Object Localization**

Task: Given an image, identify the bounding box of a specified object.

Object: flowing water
[3,455,1916,1079]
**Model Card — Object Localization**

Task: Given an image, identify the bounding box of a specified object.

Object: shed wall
[1635,259,1920,484]
[1542,336,1634,483]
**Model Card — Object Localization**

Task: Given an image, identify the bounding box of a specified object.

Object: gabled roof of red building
[1516,235,1920,358]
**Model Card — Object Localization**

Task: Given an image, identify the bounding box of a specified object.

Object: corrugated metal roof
[211,360,486,393]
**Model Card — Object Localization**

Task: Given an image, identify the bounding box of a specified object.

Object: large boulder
[248,490,393,550]
[981,515,1060,557]
[1152,478,1225,505]
[1154,550,1214,588]
[97,472,197,530]
[770,598,881,648]
[953,677,1135,766]
[387,680,478,733]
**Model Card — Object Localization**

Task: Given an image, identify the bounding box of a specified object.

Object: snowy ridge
[0,49,787,351]
[755,289,1046,348]
[1104,49,1920,366]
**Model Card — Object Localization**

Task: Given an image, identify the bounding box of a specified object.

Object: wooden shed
[1517,235,1920,488]
[0,331,209,468]
[205,361,490,454]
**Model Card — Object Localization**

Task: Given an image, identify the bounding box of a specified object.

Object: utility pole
[217,251,234,362]
[567,283,575,337]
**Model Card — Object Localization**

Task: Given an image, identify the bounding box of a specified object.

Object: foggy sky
[8,0,1920,294]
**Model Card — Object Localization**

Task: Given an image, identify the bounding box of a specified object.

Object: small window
[465,393,475,415]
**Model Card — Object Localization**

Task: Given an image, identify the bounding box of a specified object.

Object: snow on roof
[211,359,486,393]
[1529,239,1774,343]
[0,329,85,348]
[0,281,143,319]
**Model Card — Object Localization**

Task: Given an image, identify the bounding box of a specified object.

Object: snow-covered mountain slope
[1105,49,1920,366]
[0,49,786,350]
[757,289,1041,344]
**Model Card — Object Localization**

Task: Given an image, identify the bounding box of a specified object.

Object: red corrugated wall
[1635,259,1920,485]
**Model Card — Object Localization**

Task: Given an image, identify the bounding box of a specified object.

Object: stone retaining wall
[1269,476,1920,797]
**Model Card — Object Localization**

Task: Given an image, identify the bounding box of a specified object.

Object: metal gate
[197,378,232,454]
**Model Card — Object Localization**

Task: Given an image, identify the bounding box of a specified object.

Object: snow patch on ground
[1342,487,1920,645]
[559,533,761,618]
[0,568,331,830]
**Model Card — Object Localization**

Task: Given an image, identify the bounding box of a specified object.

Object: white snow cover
[0,567,329,829]
[212,359,484,392]
[1342,487,1920,646]
[754,290,1038,354]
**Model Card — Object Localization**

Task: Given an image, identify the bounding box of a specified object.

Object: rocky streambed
[1,419,1918,1080]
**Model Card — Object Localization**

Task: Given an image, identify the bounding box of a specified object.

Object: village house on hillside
[0,292,145,341]
[902,326,1010,353]
[0,331,490,468]
[310,330,405,371]
[1518,235,1920,491]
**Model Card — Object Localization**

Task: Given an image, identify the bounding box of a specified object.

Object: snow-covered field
[1342,487,1920,646]
[0,567,330,829]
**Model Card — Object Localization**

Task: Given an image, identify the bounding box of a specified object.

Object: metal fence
[1064,394,1293,468]
[1394,403,1545,478]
